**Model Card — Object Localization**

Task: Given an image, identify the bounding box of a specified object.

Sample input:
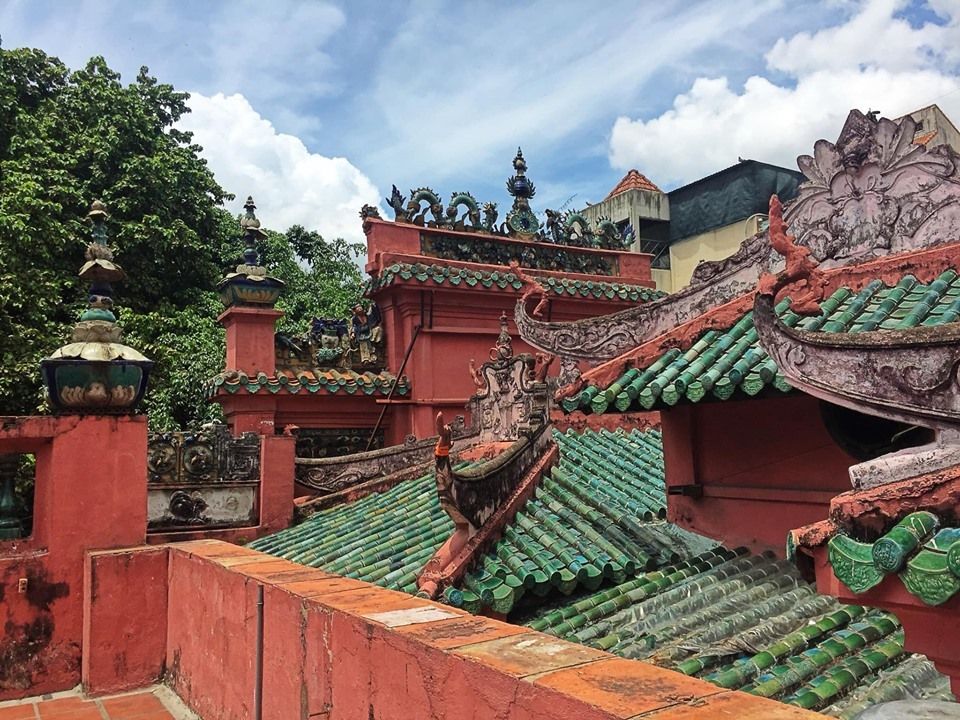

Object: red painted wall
[663,394,855,555]
[160,541,819,720]
[82,546,168,694]
[216,219,655,446]
[376,285,639,444]
[0,416,147,700]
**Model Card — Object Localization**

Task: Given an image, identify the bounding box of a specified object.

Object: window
[0,453,35,540]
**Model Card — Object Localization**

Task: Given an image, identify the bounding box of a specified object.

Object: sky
[3,0,960,245]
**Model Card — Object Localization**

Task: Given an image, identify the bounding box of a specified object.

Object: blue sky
[2,0,959,243]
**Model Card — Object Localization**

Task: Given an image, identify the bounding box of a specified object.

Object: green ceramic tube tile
[832,654,946,719]
[746,614,900,699]
[707,605,867,689]
[871,511,939,573]
[650,586,819,667]
[820,280,884,332]
[675,592,837,676]
[785,633,905,710]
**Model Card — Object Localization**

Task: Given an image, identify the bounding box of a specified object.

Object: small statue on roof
[350,302,383,365]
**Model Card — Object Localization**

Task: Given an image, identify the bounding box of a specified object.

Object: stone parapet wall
[148,540,823,720]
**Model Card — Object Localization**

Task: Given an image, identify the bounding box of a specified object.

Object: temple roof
[562,267,960,414]
[366,261,663,303]
[205,368,409,399]
[604,169,662,199]
[252,426,951,715]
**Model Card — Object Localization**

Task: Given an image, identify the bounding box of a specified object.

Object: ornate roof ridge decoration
[379,149,631,251]
[826,511,960,606]
[217,196,285,307]
[41,200,153,413]
[364,260,663,301]
[429,312,555,534]
[516,107,960,364]
[277,302,386,375]
[294,416,472,496]
[754,195,960,490]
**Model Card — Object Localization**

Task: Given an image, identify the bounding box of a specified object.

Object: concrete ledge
[162,540,824,720]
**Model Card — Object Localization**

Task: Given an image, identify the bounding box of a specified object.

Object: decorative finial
[216,194,284,307]
[79,200,123,324]
[239,196,266,266]
[40,199,153,414]
[505,147,539,236]
[513,147,527,174]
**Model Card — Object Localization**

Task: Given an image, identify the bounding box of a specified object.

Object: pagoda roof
[251,426,950,714]
[366,260,663,303]
[561,262,960,415]
[603,169,662,199]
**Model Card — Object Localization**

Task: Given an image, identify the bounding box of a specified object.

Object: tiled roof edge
[559,241,960,410]
[366,261,663,302]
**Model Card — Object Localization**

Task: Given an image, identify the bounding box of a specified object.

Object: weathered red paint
[220,306,283,378]
[82,546,168,695]
[216,219,652,445]
[662,395,855,555]
[553,409,660,434]
[0,416,147,700]
[157,540,823,720]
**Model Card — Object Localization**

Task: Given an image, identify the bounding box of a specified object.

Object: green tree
[0,46,365,430]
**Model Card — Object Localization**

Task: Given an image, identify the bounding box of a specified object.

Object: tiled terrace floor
[0,687,196,720]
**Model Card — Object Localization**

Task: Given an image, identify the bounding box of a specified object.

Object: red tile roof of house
[604,169,662,200]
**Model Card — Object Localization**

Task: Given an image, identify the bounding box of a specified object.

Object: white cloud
[609,0,960,188]
[364,0,786,187]
[179,92,381,246]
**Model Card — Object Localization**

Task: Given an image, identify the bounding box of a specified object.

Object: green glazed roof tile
[566,269,960,414]
[250,469,453,593]
[828,512,960,606]
[365,261,663,302]
[205,368,410,400]
[253,427,955,715]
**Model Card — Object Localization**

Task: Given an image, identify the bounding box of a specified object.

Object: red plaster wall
[165,548,259,719]
[158,541,823,720]
[663,394,855,555]
[0,416,147,700]
[376,285,636,444]
[82,546,168,694]
[221,307,283,377]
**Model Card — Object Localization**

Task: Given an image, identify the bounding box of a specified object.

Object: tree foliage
[0,46,364,429]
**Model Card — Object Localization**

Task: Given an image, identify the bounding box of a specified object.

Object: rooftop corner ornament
[40,200,153,413]
[753,194,960,490]
[217,196,285,307]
